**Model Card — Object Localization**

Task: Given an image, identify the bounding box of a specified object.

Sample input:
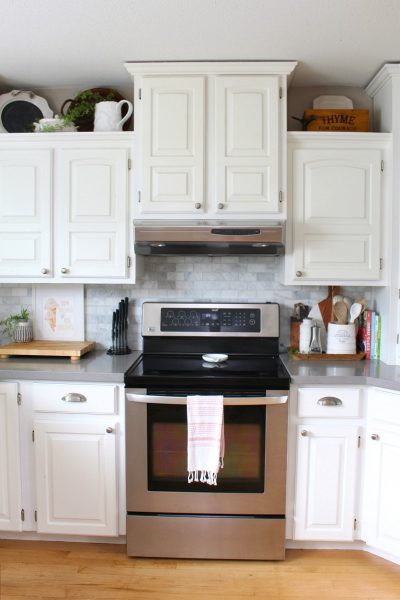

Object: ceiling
[1,0,400,90]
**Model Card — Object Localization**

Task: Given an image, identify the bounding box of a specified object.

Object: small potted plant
[61,88,123,131]
[0,307,33,343]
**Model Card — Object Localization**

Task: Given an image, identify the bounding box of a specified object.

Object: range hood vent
[134,221,285,256]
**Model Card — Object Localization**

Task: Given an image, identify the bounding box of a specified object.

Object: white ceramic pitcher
[94,100,133,131]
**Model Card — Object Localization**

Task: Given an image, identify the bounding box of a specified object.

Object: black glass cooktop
[124,353,290,390]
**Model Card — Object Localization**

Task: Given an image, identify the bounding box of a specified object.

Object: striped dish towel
[187,395,224,486]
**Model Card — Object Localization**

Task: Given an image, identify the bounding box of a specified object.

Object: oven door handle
[125,392,288,405]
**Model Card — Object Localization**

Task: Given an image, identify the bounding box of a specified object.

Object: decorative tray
[292,351,366,361]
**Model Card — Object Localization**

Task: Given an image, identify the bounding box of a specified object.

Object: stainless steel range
[124,302,290,560]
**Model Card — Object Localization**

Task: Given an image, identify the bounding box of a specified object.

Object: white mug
[94,100,133,131]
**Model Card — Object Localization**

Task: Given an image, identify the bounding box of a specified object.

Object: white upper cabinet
[125,62,297,220]
[56,147,129,278]
[0,133,135,283]
[140,76,205,214]
[285,132,391,285]
[0,149,52,278]
[215,76,279,214]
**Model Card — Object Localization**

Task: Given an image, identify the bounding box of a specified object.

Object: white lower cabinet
[31,381,121,537]
[0,379,124,538]
[363,389,400,557]
[0,382,22,531]
[294,423,359,540]
[34,420,118,536]
[290,386,362,542]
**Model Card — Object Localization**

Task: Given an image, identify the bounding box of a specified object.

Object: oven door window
[147,404,265,493]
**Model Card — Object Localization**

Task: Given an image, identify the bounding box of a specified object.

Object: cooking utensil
[333,294,343,305]
[349,302,363,323]
[318,286,340,330]
[355,298,368,313]
[333,301,348,324]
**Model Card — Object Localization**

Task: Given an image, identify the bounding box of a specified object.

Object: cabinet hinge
[380,258,383,270]
[279,190,284,203]
[138,88,142,100]
[32,430,35,442]
[354,518,357,531]
[138,191,141,204]
[127,256,131,269]
[128,158,132,170]
[381,160,384,172]
[279,87,283,99]
[357,435,361,448]
[21,508,25,522]
[34,510,37,522]
[17,392,22,406]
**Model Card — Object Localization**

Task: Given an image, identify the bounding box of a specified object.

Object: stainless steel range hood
[134,221,285,256]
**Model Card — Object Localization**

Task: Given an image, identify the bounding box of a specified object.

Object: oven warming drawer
[127,514,285,560]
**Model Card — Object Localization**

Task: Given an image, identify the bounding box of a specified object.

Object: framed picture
[33,285,85,341]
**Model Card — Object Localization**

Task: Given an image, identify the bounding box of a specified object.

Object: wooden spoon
[333,301,348,324]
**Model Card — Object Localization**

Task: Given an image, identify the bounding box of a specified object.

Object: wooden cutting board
[0,341,95,362]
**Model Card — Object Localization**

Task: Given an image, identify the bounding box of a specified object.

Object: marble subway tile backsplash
[0,257,372,351]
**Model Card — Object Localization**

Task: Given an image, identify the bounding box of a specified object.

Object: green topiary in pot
[61,88,122,131]
[0,307,32,341]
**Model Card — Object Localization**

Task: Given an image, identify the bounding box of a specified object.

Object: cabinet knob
[61,267,69,274]
[371,433,380,441]
[217,203,224,210]
[195,203,202,210]
[41,268,48,274]
[300,430,308,437]
[296,271,303,278]
[106,427,114,434]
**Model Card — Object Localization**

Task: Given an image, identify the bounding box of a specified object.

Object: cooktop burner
[124,353,290,389]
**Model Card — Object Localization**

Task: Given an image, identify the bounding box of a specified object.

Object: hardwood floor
[0,541,399,600]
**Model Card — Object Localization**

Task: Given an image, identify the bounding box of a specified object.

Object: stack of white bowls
[327,322,356,354]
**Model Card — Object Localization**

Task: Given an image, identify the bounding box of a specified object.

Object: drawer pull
[371,433,380,441]
[300,430,308,437]
[61,393,87,403]
[317,396,343,406]
[106,427,114,434]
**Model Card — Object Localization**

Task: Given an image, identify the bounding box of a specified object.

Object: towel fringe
[188,470,218,486]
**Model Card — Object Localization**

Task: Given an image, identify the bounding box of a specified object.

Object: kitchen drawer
[32,382,117,414]
[297,387,361,418]
[369,388,400,426]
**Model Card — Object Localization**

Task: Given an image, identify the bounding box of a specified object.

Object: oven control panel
[160,307,260,332]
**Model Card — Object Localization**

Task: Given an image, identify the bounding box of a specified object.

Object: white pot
[13,320,33,343]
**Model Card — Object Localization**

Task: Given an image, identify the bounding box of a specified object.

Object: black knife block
[107,297,131,355]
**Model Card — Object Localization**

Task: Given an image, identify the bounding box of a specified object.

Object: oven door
[125,389,288,516]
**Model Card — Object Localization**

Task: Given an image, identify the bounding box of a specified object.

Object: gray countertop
[281,354,400,391]
[2,350,400,392]
[0,350,141,383]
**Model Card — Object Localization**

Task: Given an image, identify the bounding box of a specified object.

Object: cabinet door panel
[0,382,22,531]
[216,76,279,213]
[365,427,400,556]
[34,420,118,536]
[140,76,204,213]
[57,148,128,277]
[294,424,359,541]
[0,150,51,277]
[292,147,381,281]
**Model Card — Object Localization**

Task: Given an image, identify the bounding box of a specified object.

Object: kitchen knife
[111,310,116,353]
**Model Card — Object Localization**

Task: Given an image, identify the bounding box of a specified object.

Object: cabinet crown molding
[366,63,400,98]
[124,60,298,78]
